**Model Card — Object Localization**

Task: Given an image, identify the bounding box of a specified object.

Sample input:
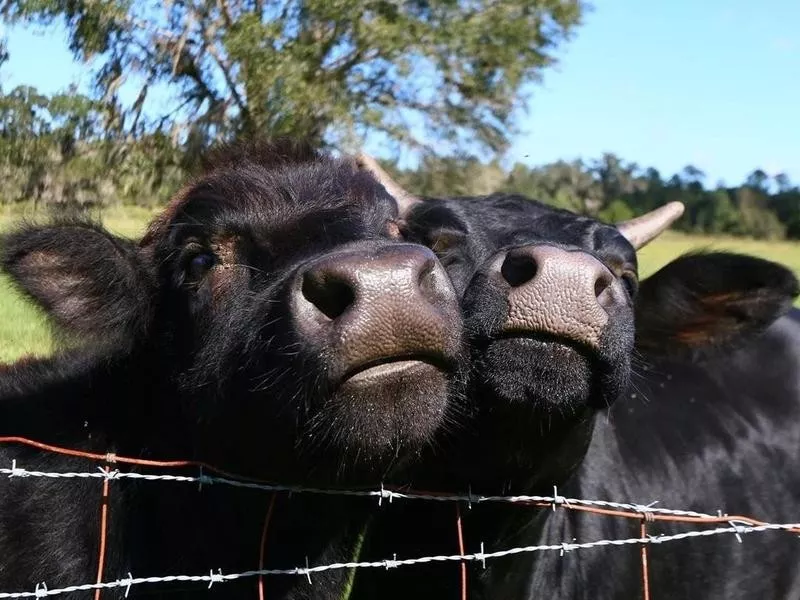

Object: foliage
[0,79,185,206]
[388,154,800,241]
[1,0,585,159]
[0,4,796,239]
[0,75,797,240]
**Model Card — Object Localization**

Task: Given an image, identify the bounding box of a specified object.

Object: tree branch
[191,10,250,125]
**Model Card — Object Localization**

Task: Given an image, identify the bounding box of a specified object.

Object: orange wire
[455,504,467,600]
[640,520,650,600]
[94,467,111,600]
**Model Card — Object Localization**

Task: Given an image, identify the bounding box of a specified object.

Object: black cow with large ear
[356,154,797,490]
[350,155,800,600]
[0,140,469,599]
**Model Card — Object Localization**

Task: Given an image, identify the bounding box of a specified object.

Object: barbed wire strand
[3,436,800,600]
[1,523,800,599]
[5,460,797,534]
[0,436,743,518]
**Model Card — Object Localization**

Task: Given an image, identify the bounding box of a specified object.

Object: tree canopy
[0,0,585,158]
[0,2,797,242]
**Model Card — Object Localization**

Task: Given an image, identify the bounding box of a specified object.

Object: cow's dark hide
[0,140,468,599]
[349,192,800,600]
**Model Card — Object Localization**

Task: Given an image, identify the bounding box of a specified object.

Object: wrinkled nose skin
[291,243,463,385]
[492,244,626,348]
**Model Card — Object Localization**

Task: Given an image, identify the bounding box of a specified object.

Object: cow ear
[1,220,155,350]
[634,251,799,359]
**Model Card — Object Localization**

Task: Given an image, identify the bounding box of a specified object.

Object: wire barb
[207,569,223,589]
[476,542,487,569]
[8,460,27,478]
[119,574,133,599]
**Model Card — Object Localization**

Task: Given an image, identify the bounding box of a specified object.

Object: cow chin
[479,336,596,415]
[313,362,452,471]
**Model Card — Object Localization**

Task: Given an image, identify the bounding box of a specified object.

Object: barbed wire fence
[1,435,799,600]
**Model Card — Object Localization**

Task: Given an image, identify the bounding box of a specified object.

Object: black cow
[349,157,800,599]
[0,141,468,599]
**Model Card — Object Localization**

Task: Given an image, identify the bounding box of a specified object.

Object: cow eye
[186,252,216,282]
[621,272,638,297]
[428,228,465,255]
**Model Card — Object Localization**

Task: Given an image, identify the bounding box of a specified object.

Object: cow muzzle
[489,244,626,349]
[290,242,463,391]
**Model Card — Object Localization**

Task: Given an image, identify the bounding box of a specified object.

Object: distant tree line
[0,82,185,208]
[385,154,800,240]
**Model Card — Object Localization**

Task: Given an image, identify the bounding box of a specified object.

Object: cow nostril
[302,274,355,320]
[594,272,613,299]
[501,254,538,287]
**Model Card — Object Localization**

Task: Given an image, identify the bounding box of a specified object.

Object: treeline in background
[3,85,796,241]
[0,1,797,240]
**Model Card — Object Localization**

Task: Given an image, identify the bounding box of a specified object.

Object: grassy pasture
[0,206,798,363]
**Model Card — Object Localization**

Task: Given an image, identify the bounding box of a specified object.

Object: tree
[745,169,770,193]
[1,0,586,161]
[693,189,738,235]
[680,164,705,189]
[598,199,633,223]
[774,172,792,194]
[736,186,785,239]
[537,159,601,214]
[588,153,647,214]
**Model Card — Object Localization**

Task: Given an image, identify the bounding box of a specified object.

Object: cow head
[1,141,467,483]
[356,154,798,491]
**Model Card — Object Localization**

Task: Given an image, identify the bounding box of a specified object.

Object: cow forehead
[435,196,635,260]
[493,213,620,247]
[147,161,397,248]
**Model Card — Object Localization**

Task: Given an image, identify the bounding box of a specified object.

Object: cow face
[404,196,637,419]
[356,154,797,492]
[2,141,467,483]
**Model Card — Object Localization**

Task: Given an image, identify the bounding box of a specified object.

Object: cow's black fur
[349,193,800,599]
[0,141,468,599]
[481,309,800,599]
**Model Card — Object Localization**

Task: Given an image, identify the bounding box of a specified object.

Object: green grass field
[1,207,798,363]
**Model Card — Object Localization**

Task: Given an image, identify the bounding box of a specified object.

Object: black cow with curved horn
[350,153,800,600]
[0,141,470,600]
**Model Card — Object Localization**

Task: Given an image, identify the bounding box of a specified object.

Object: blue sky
[508,0,800,186]
[1,0,798,186]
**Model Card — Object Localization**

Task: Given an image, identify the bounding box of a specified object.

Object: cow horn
[354,152,422,217]
[616,201,685,250]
